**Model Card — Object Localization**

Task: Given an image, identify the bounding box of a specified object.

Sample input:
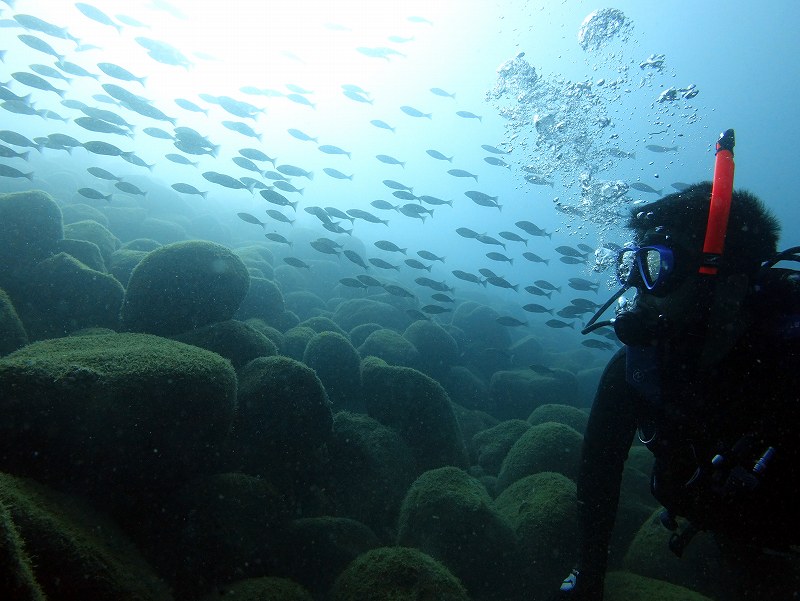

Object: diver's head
[614,182,780,346]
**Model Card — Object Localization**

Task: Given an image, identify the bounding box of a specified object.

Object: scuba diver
[553,130,800,600]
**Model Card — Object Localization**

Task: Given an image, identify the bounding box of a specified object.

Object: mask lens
[641,248,663,288]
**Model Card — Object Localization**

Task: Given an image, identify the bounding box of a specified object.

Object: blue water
[0,0,797,353]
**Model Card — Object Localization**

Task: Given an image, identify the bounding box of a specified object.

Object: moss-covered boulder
[493,471,578,593]
[282,325,316,360]
[24,252,124,338]
[121,240,250,336]
[137,217,187,244]
[201,577,313,601]
[451,302,512,377]
[63,219,118,267]
[0,190,63,298]
[172,319,277,370]
[397,466,520,600]
[440,365,491,412]
[328,412,416,536]
[54,237,106,272]
[358,328,419,368]
[151,472,292,598]
[273,517,381,598]
[331,546,470,601]
[362,358,468,472]
[61,202,109,227]
[299,315,348,337]
[245,318,285,352]
[284,290,326,321]
[497,422,582,490]
[109,247,148,286]
[527,403,589,434]
[622,508,725,598]
[121,238,162,252]
[604,571,717,601]
[0,333,237,495]
[235,276,285,326]
[471,419,531,475]
[489,368,579,420]
[0,497,44,601]
[227,356,333,488]
[303,331,363,412]
[402,319,459,378]
[333,298,411,332]
[348,322,383,348]
[0,288,28,356]
[0,471,171,600]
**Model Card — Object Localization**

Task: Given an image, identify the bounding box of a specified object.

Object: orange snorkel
[699,129,735,275]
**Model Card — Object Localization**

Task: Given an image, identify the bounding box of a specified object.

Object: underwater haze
[0,0,799,599]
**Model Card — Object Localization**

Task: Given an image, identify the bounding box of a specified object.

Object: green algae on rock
[121,240,250,336]
[331,546,470,601]
[0,333,237,495]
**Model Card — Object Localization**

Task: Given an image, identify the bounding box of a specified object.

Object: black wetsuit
[577,302,800,599]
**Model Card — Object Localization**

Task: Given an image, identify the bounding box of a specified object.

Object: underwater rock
[357,328,419,368]
[299,315,348,337]
[361,357,468,472]
[281,325,316,359]
[200,577,313,601]
[303,331,363,412]
[235,276,285,326]
[402,319,459,378]
[493,471,578,593]
[489,368,579,420]
[121,237,162,252]
[243,318,285,352]
[527,403,589,434]
[471,419,531,475]
[327,412,416,536]
[109,248,148,286]
[0,190,63,299]
[227,356,333,484]
[61,202,110,227]
[136,217,188,245]
[397,466,521,601]
[173,319,277,370]
[333,297,411,332]
[622,510,725,599]
[63,218,119,268]
[0,288,28,356]
[273,516,381,598]
[0,472,171,601]
[604,571,717,601]
[284,289,326,321]
[25,252,124,338]
[0,495,44,601]
[152,472,293,599]
[440,365,491,412]
[497,421,583,490]
[121,240,250,336]
[54,237,106,272]
[331,546,470,601]
[0,333,237,496]
[348,322,382,348]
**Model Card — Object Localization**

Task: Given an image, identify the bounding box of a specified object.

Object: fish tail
[382,219,390,226]
[104,194,113,202]
[20,151,29,161]
[425,113,432,119]
[512,284,519,292]
[509,258,514,266]
[544,259,550,266]
[201,192,208,199]
[138,76,147,87]
[290,201,299,211]
[401,249,407,255]
[24,172,34,181]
